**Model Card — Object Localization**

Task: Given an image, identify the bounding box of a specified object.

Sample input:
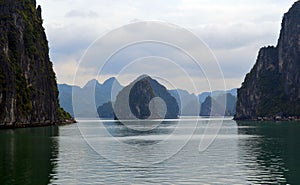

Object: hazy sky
[36,0,296,93]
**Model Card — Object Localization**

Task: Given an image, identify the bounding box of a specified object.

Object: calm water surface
[1,118,300,184]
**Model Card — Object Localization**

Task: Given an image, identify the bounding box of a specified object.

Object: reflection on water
[0,126,59,185]
[103,120,176,138]
[237,121,300,184]
[50,119,241,184]
[1,119,300,184]
[103,121,177,146]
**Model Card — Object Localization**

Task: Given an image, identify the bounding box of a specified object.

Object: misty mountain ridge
[58,77,123,117]
[58,76,237,118]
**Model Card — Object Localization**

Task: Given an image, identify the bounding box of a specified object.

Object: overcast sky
[36,0,296,93]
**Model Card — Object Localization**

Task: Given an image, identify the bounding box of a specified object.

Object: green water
[237,121,300,184]
[0,127,58,185]
[0,119,300,184]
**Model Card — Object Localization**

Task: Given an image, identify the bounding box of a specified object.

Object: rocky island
[235,1,300,120]
[0,0,73,128]
[112,75,179,120]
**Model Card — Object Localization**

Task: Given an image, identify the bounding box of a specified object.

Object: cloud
[65,10,99,18]
[195,21,280,50]
[53,58,78,85]
[70,21,225,93]
[36,0,296,93]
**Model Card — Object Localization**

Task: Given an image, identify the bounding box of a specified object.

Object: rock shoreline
[235,116,300,121]
[0,119,76,129]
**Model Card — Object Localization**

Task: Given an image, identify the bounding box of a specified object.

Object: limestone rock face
[114,75,179,120]
[235,1,300,120]
[0,0,67,126]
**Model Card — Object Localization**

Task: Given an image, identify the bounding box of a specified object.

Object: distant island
[59,76,237,119]
[0,0,73,128]
[113,75,179,120]
[235,1,300,121]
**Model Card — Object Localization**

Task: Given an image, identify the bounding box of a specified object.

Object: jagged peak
[105,77,116,81]
[36,5,42,20]
[102,77,122,89]
[136,74,151,81]
[103,77,117,84]
[128,74,153,86]
[83,79,101,89]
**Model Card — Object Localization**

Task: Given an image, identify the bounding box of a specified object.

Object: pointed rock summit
[235,1,300,120]
[113,75,179,120]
